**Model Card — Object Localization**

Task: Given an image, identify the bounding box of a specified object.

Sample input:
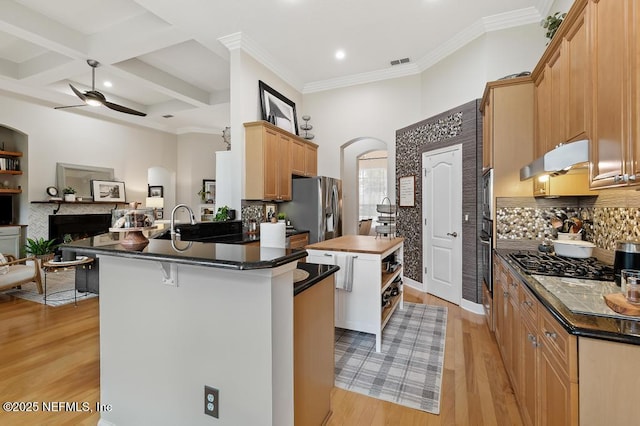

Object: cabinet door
[519,316,538,426]
[291,139,306,176]
[548,48,565,150]
[565,6,589,142]
[482,91,494,170]
[534,70,550,158]
[590,0,631,187]
[305,143,317,177]
[277,134,292,200]
[263,127,279,200]
[538,347,577,426]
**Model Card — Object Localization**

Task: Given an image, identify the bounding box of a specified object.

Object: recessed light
[103,81,112,88]
[335,50,345,60]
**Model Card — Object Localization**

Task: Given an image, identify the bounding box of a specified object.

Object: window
[358,151,388,231]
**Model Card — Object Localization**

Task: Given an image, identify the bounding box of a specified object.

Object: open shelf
[381,292,402,328]
[0,170,22,175]
[0,188,21,194]
[0,150,22,158]
[381,265,402,292]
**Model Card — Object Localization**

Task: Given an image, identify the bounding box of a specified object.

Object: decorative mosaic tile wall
[241,200,270,231]
[497,205,640,251]
[396,99,482,302]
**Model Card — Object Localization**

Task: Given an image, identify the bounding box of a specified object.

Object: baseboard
[461,298,484,315]
[403,276,423,292]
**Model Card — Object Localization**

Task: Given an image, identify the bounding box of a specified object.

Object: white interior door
[423,145,462,305]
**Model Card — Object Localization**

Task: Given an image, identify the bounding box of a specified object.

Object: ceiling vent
[390,58,410,66]
[162,114,174,118]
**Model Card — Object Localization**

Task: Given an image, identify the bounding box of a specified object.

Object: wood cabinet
[493,256,578,426]
[532,168,597,197]
[245,121,292,201]
[589,0,639,188]
[245,121,318,201]
[287,232,309,249]
[294,273,334,426]
[533,1,589,157]
[306,236,403,353]
[480,78,534,200]
[291,139,318,177]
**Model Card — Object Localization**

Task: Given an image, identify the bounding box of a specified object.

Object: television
[0,196,13,225]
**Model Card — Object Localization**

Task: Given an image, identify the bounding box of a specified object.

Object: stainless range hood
[519,139,589,181]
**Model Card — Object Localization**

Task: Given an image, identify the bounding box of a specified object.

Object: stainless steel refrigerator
[280,176,342,244]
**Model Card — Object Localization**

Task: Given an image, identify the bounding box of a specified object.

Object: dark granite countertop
[293,263,339,296]
[495,249,640,345]
[63,231,307,270]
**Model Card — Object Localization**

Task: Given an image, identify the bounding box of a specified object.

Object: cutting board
[603,293,640,316]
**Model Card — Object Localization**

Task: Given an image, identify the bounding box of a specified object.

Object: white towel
[335,254,354,292]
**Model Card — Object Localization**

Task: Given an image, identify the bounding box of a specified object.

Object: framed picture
[148,185,163,198]
[399,175,416,207]
[91,180,126,202]
[258,80,299,135]
[203,179,216,204]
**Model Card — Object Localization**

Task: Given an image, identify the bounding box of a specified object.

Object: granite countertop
[63,231,307,270]
[495,249,640,345]
[293,263,339,296]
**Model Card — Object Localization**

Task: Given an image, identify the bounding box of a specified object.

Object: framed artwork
[203,179,216,204]
[399,175,416,207]
[91,180,126,202]
[258,80,299,135]
[148,185,163,198]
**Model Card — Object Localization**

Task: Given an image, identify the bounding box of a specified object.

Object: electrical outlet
[204,385,219,418]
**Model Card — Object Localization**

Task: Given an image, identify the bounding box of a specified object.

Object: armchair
[0,254,43,294]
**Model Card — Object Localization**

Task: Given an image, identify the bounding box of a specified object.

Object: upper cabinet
[481,78,534,198]
[589,0,639,188]
[245,121,318,201]
[532,0,589,158]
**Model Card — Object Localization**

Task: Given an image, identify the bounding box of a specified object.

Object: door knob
[447,232,458,238]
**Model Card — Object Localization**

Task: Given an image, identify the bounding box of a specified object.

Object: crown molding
[218,32,303,91]
[176,126,223,136]
[303,6,543,94]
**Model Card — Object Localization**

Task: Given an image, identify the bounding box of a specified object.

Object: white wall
[0,93,179,230]
[175,132,226,221]
[421,23,546,119]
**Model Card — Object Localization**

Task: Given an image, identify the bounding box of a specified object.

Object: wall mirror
[56,163,115,199]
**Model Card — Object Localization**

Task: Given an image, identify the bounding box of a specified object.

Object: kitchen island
[494,249,640,426]
[64,232,336,426]
[306,235,404,352]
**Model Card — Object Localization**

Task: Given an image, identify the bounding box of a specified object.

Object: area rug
[2,269,97,307]
[334,302,447,414]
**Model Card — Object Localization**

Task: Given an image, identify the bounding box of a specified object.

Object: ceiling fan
[55,59,146,117]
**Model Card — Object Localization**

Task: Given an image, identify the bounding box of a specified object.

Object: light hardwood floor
[0,286,522,425]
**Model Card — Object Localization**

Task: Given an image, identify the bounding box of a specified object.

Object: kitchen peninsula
[64,232,336,426]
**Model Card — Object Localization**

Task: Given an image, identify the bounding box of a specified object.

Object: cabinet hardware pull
[524,300,533,308]
[504,291,509,297]
[544,331,557,340]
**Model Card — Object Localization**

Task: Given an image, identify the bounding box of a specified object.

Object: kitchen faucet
[170,204,197,236]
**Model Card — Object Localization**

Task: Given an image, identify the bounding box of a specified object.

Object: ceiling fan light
[86,98,102,107]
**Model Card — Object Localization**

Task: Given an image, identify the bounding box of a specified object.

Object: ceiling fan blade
[54,104,87,110]
[104,101,147,117]
[69,84,87,102]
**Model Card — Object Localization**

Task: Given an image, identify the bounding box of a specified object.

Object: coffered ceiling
[0,0,552,134]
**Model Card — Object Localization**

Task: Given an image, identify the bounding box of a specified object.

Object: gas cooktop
[508,252,614,281]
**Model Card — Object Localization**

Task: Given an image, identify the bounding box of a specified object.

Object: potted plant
[25,237,57,263]
[214,205,230,221]
[63,186,77,202]
[277,212,286,223]
[541,12,566,43]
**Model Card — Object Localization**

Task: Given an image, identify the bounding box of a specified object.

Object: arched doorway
[340,138,391,236]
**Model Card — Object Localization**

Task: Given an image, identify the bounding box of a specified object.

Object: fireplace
[48,213,112,245]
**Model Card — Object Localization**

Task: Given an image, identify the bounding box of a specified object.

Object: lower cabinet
[494,256,578,426]
[294,274,334,425]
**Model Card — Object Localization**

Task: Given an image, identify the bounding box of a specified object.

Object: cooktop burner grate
[508,251,614,281]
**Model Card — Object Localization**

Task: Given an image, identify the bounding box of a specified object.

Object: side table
[42,257,95,306]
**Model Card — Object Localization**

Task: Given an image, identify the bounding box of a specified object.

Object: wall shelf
[0,188,22,194]
[31,200,128,214]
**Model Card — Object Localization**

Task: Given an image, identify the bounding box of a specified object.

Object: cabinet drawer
[538,307,577,381]
[519,282,538,325]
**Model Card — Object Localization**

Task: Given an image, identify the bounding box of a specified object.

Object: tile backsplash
[497,191,640,252]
